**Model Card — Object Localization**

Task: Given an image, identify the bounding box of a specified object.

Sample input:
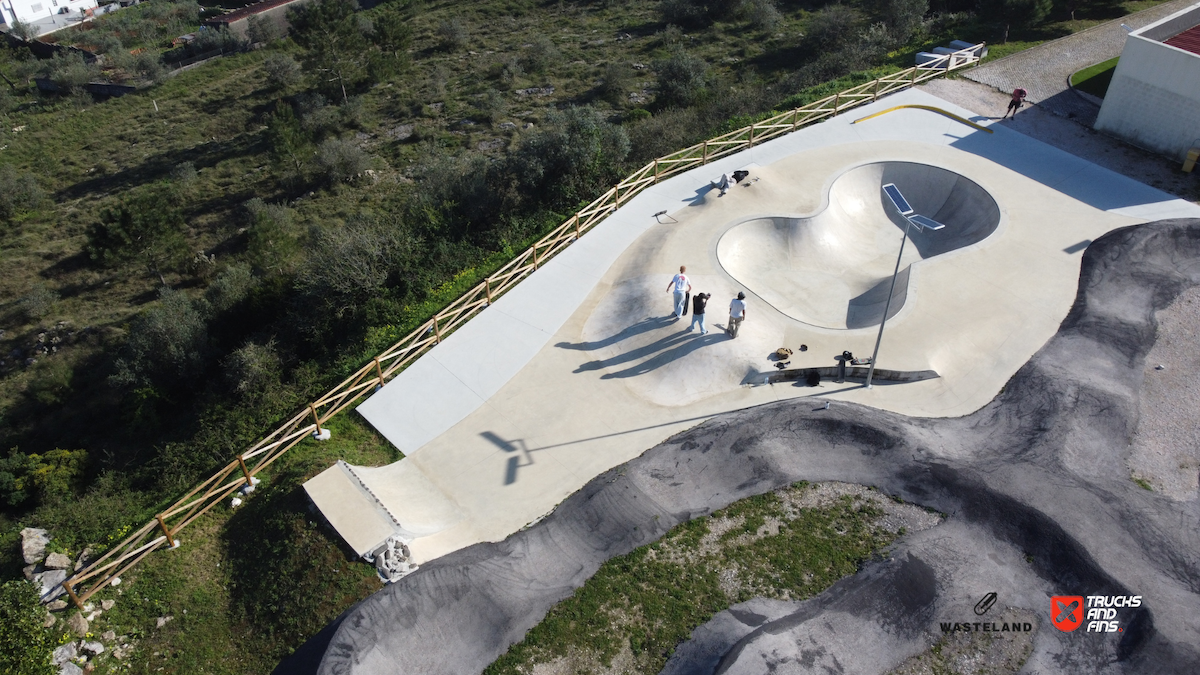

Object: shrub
[654,48,709,108]
[511,106,631,210]
[204,262,256,314]
[884,0,929,43]
[244,199,300,274]
[248,14,286,44]
[0,448,87,508]
[25,358,74,407]
[804,4,866,52]
[110,287,210,391]
[296,214,420,317]
[86,186,189,285]
[744,0,781,31]
[0,164,43,222]
[660,0,715,28]
[521,35,558,75]
[599,62,632,104]
[0,580,54,675]
[315,138,370,185]
[171,161,198,185]
[478,88,507,123]
[436,17,468,51]
[19,284,58,321]
[223,340,282,398]
[262,53,303,91]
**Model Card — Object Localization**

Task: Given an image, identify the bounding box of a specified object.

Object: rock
[43,614,57,628]
[74,547,95,572]
[81,641,104,655]
[36,569,67,602]
[101,630,116,642]
[47,600,68,611]
[108,576,121,587]
[52,642,77,665]
[67,611,89,638]
[44,552,71,570]
[21,528,49,564]
[388,124,414,140]
[100,599,115,611]
[23,564,38,580]
[155,615,173,628]
[498,122,517,131]
[59,663,83,675]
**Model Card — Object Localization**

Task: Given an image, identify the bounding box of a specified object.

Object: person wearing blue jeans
[666,265,691,319]
[689,293,711,334]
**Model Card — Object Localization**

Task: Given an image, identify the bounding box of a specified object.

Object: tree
[110,287,210,391]
[86,187,188,285]
[0,163,43,222]
[266,103,312,181]
[262,53,303,91]
[289,0,370,102]
[981,0,1054,35]
[0,581,54,675]
[654,49,709,108]
[511,106,631,209]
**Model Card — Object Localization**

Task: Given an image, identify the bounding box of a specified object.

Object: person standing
[689,292,711,334]
[1003,87,1027,119]
[666,266,691,319]
[728,292,747,338]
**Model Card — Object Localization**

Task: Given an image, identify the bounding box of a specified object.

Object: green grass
[485,484,925,674]
[1133,476,1154,491]
[1071,57,1120,98]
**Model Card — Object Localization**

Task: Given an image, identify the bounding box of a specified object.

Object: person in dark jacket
[688,292,711,334]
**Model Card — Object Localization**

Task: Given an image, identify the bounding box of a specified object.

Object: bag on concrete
[775,347,793,360]
[806,369,821,386]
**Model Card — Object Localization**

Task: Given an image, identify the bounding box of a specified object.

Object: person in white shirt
[728,292,747,338]
[711,173,731,196]
[665,265,691,319]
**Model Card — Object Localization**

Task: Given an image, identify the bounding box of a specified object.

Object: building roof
[1164,24,1200,55]
[207,0,302,25]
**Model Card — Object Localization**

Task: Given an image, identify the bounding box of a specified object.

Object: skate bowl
[717,162,1001,329]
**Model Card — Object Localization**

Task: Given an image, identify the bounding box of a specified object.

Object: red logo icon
[1052,596,1084,632]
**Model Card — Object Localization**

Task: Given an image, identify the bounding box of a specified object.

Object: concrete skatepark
[292,86,1200,673]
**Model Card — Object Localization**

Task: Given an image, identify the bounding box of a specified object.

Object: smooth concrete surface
[1096,3,1200,161]
[716,162,1000,329]
[305,87,1200,566]
[301,220,1200,675]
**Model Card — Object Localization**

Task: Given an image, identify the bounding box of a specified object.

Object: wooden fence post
[309,403,321,428]
[653,159,659,181]
[748,125,755,147]
[702,141,708,164]
[374,357,383,383]
[237,455,252,483]
[833,92,841,115]
[792,109,800,130]
[156,514,172,542]
[573,215,581,238]
[485,278,493,304]
[872,78,881,101]
[533,245,540,270]
[434,316,442,343]
[64,581,84,611]
[910,68,918,86]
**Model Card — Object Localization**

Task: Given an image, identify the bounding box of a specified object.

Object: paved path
[964,0,1198,126]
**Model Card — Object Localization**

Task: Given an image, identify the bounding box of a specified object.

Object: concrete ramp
[717,162,1000,329]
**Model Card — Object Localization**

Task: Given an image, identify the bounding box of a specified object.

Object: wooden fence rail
[60,45,984,609]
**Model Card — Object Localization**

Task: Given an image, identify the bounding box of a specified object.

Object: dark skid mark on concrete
[284,219,1200,675]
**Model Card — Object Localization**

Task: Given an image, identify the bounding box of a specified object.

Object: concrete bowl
[717,162,1000,329]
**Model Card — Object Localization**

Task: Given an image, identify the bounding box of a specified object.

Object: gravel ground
[960,0,1198,126]
[1130,285,1200,500]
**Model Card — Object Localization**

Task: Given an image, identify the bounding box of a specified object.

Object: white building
[1094,3,1200,162]
[0,0,99,35]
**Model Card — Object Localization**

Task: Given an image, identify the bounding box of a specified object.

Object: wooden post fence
[58,44,985,610]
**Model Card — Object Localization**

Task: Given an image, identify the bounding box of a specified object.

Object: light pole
[865,184,944,388]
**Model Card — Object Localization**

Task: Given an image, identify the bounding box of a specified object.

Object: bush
[0,581,54,675]
[521,35,558,75]
[660,0,717,28]
[0,164,43,222]
[171,161,198,185]
[204,262,256,314]
[19,284,58,322]
[436,17,468,51]
[248,14,286,44]
[0,448,87,508]
[743,0,781,31]
[223,340,282,398]
[315,138,370,185]
[244,199,300,274]
[478,88,507,123]
[262,53,302,91]
[804,4,866,52]
[110,287,210,392]
[599,62,632,104]
[25,358,74,408]
[296,214,420,318]
[654,48,709,108]
[511,106,631,210]
[86,186,189,284]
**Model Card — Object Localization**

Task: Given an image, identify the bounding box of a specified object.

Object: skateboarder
[689,292,711,334]
[666,266,691,319]
[728,292,747,338]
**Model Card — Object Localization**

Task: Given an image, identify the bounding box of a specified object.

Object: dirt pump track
[301,219,1200,675]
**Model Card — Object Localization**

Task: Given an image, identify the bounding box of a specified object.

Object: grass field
[1070,56,1120,98]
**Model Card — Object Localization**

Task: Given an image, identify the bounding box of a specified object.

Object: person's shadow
[572,327,696,373]
[683,184,716,206]
[556,316,675,352]
[599,331,724,379]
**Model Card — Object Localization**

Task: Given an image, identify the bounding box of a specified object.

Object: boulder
[73,547,95,572]
[20,528,49,564]
[47,600,68,612]
[81,641,104,655]
[155,615,173,628]
[100,599,115,611]
[101,630,116,642]
[67,611,89,638]
[51,642,77,666]
[43,614,56,628]
[59,663,84,675]
[44,552,71,570]
[36,569,67,602]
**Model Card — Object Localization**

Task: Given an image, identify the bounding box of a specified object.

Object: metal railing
[60,44,985,609]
